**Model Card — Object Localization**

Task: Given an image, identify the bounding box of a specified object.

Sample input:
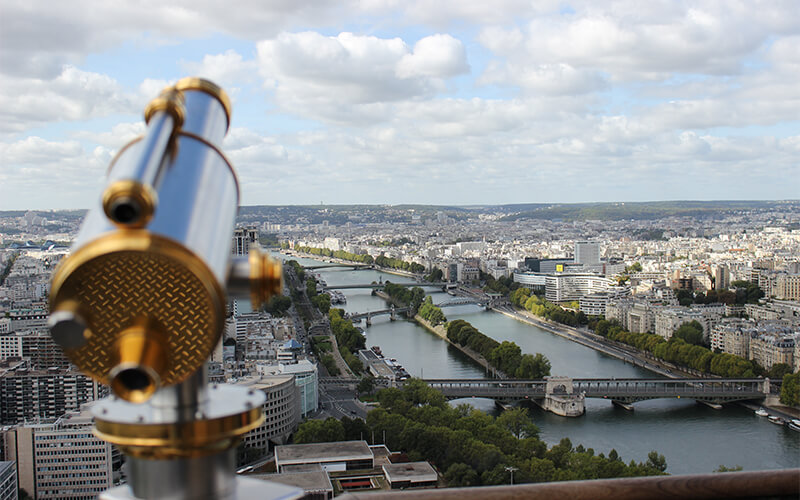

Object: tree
[780,372,799,406]
[646,451,667,472]
[357,376,375,395]
[715,465,743,472]
[497,407,539,439]
[445,462,479,486]
[767,363,792,380]
[294,417,345,443]
[673,321,705,346]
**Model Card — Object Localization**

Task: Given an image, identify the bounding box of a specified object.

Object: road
[317,384,368,420]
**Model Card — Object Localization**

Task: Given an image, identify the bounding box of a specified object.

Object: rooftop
[276,440,372,463]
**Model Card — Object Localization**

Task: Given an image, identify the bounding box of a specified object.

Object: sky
[1,0,799,210]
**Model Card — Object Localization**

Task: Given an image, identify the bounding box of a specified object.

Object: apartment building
[3,406,115,499]
[0,368,103,425]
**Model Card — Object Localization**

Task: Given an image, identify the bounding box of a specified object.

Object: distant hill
[497,200,799,222]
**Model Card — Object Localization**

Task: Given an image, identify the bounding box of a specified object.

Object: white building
[574,242,600,266]
[237,375,300,455]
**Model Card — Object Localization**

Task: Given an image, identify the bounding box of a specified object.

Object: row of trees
[383,282,426,311]
[295,380,669,485]
[374,254,426,274]
[294,245,375,264]
[328,309,366,374]
[418,296,446,326]
[673,281,764,307]
[447,320,551,379]
[509,288,588,326]
[293,245,426,273]
[589,319,763,378]
[305,277,332,314]
[482,273,520,296]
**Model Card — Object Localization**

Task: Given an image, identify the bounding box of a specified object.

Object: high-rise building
[0,367,104,425]
[714,265,731,290]
[0,461,16,500]
[0,331,71,370]
[574,242,600,266]
[3,405,115,500]
[232,227,259,256]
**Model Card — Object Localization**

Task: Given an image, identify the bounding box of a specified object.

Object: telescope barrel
[48,78,277,403]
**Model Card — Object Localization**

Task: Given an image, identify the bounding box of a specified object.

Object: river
[278,254,799,475]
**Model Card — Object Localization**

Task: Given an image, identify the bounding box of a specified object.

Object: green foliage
[264,295,292,316]
[590,319,763,377]
[286,260,305,282]
[767,363,792,380]
[625,262,643,273]
[294,417,345,443]
[425,267,444,282]
[311,293,331,313]
[496,407,539,439]
[446,320,550,379]
[329,309,366,353]
[780,372,799,406]
[673,321,705,346]
[714,465,743,472]
[360,382,669,486]
[383,283,426,311]
[319,354,339,376]
[375,254,426,273]
[730,281,765,304]
[294,245,375,265]
[0,253,18,287]
[418,296,446,325]
[340,345,364,374]
[357,376,375,395]
[483,274,519,296]
[511,292,588,326]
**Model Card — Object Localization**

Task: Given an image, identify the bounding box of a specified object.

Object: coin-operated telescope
[48,78,300,499]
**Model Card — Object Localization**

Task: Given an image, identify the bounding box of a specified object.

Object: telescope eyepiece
[110,197,141,225]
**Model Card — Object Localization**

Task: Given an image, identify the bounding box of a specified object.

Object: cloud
[0,67,136,133]
[256,32,469,124]
[0,0,347,79]
[0,136,111,209]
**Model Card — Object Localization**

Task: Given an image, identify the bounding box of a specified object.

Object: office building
[232,227,259,256]
[0,461,16,500]
[574,242,600,266]
[237,375,300,455]
[3,406,115,499]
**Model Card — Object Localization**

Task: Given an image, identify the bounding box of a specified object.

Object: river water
[281,255,799,475]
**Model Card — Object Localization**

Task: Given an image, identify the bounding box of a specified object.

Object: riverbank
[492,306,681,378]
[413,314,506,378]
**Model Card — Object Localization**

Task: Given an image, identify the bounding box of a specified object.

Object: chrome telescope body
[49,78,280,403]
[48,79,293,500]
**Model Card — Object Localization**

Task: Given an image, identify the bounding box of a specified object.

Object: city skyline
[2,1,800,210]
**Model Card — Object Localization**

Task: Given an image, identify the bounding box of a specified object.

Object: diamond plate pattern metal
[58,250,220,386]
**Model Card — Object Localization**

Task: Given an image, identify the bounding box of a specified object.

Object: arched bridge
[424,377,768,406]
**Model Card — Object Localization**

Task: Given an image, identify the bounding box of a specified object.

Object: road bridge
[304,263,373,270]
[322,282,450,290]
[423,377,767,408]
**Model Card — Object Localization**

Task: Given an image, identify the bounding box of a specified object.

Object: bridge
[318,376,768,416]
[346,298,485,325]
[424,377,768,415]
[322,282,450,290]
[304,263,373,270]
[347,306,410,325]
